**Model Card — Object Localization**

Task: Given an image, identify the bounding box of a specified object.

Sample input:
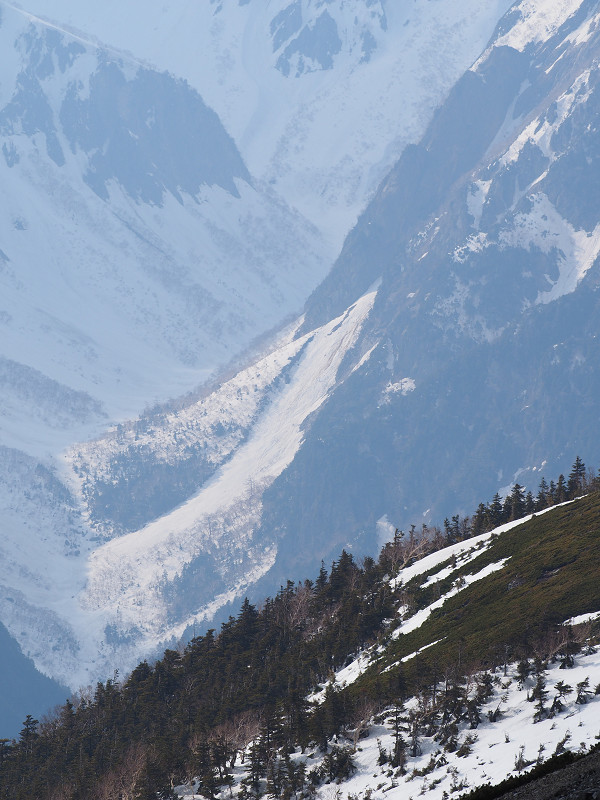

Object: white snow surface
[309,515,543,702]
[2,0,594,693]
[382,378,416,399]
[500,69,594,169]
[566,611,600,626]
[503,195,600,304]
[179,651,600,800]
[388,512,540,591]
[323,650,600,800]
[479,0,584,58]
[457,65,600,307]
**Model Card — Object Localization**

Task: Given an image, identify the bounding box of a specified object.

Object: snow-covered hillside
[0,1,330,458]
[177,648,600,800]
[8,0,514,245]
[176,649,600,800]
[175,513,600,800]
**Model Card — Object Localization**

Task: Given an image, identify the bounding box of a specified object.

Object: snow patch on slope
[501,70,593,168]
[498,194,600,303]
[565,611,600,625]
[394,559,511,638]
[565,10,600,47]
[486,0,583,54]
[383,378,416,399]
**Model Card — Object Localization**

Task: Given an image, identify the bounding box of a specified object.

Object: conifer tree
[244,740,267,798]
[19,715,39,757]
[524,491,535,515]
[568,456,586,498]
[389,706,407,770]
[531,671,548,722]
[488,493,504,527]
[536,477,550,509]
[555,474,567,503]
[508,484,525,521]
[575,677,592,704]
[471,503,488,536]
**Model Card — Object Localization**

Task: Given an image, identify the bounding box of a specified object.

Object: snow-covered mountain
[59,0,600,688]
[4,0,600,728]
[0,1,334,455]
[8,0,514,246]
[253,0,600,576]
[0,0,517,700]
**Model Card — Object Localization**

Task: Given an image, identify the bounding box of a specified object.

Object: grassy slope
[360,495,600,691]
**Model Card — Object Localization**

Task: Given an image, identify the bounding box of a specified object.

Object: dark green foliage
[0,552,393,799]
[314,745,356,784]
[371,488,600,699]
[575,677,592,704]
[568,456,586,497]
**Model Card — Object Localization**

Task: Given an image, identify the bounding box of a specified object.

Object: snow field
[325,652,600,800]
[174,645,600,800]
[477,0,585,61]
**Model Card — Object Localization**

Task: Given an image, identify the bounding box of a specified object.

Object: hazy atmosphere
[1,2,600,799]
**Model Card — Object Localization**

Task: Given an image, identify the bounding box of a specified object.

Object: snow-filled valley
[0,283,381,687]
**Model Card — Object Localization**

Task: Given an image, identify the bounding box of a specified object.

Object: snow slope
[316,649,600,800]
[80,292,379,679]
[242,0,600,609]
[0,287,378,687]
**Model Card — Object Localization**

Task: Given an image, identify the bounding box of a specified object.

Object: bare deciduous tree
[93,742,149,800]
